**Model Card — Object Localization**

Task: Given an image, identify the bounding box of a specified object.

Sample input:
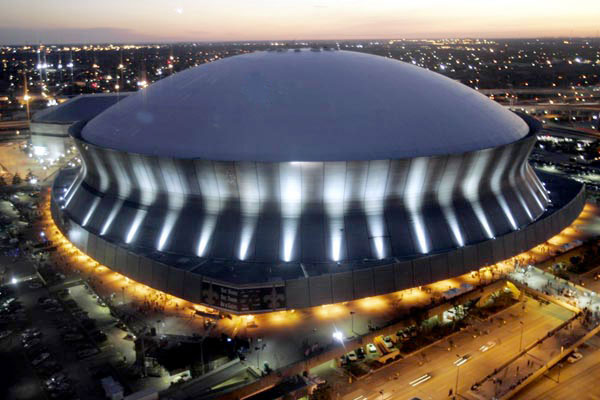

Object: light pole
[519,321,524,352]
[557,363,563,383]
[256,343,266,370]
[350,311,356,335]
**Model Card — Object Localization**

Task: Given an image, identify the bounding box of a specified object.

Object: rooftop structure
[82,49,528,161]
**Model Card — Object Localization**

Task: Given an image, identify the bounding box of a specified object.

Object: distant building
[30,93,129,161]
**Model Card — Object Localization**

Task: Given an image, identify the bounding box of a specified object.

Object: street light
[332,330,344,342]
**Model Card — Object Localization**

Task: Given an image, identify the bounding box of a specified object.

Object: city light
[332,330,344,342]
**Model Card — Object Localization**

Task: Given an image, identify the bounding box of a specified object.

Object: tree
[12,173,22,185]
[0,175,6,186]
[311,384,332,400]
[409,306,427,327]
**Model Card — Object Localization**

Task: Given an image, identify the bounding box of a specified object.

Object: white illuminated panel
[462,152,494,239]
[160,158,187,196]
[280,163,302,261]
[405,157,429,253]
[373,236,385,259]
[238,217,255,260]
[130,154,157,206]
[438,157,464,247]
[82,196,101,227]
[525,166,550,204]
[157,209,178,251]
[63,163,87,208]
[89,149,109,192]
[330,218,344,262]
[109,152,132,198]
[491,148,518,230]
[236,163,260,260]
[365,160,390,258]
[100,200,123,236]
[367,214,387,259]
[282,218,297,262]
[126,209,146,244]
[509,160,533,220]
[197,215,217,257]
[527,180,545,211]
[63,177,80,207]
[194,161,222,258]
[156,161,186,252]
[324,162,346,262]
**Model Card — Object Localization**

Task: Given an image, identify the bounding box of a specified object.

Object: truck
[373,335,401,364]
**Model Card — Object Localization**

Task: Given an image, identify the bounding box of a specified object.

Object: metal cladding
[48,51,585,313]
[64,126,548,265]
[80,49,529,161]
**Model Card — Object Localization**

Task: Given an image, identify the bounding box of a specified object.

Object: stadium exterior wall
[51,180,585,313]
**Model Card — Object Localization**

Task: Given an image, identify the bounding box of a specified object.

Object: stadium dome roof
[81,49,529,161]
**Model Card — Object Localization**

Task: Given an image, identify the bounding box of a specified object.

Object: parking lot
[0,253,173,400]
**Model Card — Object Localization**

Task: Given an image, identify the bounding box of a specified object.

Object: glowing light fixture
[406,158,429,253]
[82,197,101,227]
[126,209,146,244]
[332,330,343,342]
[100,200,123,236]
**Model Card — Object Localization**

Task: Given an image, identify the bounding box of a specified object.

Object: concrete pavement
[518,335,600,400]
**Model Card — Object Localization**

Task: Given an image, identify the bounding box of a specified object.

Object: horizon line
[2,35,600,47]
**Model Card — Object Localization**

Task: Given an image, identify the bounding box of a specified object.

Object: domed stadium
[51,49,584,313]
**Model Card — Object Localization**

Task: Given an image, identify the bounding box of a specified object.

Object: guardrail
[502,321,600,399]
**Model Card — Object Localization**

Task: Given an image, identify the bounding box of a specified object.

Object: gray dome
[82,49,529,161]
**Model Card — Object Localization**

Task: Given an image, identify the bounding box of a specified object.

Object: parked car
[346,351,358,362]
[367,343,377,354]
[383,336,394,349]
[567,352,583,364]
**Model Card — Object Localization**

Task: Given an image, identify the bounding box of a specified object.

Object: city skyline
[1,0,599,44]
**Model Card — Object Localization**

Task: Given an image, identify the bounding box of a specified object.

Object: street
[314,299,572,400]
